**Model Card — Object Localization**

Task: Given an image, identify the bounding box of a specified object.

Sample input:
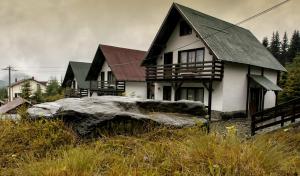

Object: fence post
[251,114,255,136]
[281,107,284,127]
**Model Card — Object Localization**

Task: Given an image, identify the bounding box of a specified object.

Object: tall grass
[5,126,299,176]
[0,115,299,175]
[0,119,77,171]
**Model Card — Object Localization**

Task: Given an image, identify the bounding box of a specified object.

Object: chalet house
[86,44,147,98]
[142,3,286,119]
[62,61,91,97]
[8,77,47,101]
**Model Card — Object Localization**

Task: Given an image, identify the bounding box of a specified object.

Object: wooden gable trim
[86,46,106,81]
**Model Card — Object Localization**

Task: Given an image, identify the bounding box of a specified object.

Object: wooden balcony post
[251,114,255,136]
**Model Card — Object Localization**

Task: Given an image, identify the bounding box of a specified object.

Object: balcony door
[164,52,173,79]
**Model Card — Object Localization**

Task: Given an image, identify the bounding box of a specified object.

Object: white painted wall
[8,80,47,101]
[125,82,147,99]
[263,69,278,109]
[156,19,213,65]
[222,63,248,112]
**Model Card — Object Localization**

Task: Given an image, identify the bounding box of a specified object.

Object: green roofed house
[62,61,91,97]
[142,3,286,119]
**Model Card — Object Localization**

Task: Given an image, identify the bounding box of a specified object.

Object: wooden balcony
[65,89,88,98]
[90,81,126,93]
[146,60,224,82]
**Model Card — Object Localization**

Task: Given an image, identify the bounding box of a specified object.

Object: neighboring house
[86,44,147,98]
[62,61,91,97]
[0,97,31,114]
[142,3,286,119]
[7,77,47,101]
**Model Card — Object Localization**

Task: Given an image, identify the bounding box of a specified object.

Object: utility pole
[2,66,17,102]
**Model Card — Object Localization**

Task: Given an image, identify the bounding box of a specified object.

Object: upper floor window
[180,21,192,36]
[179,48,205,67]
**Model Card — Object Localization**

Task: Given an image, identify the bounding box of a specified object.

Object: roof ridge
[99,44,146,53]
[174,3,249,32]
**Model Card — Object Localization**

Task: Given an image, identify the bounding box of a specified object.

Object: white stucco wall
[222,63,248,112]
[8,80,47,101]
[125,82,147,99]
[263,69,278,109]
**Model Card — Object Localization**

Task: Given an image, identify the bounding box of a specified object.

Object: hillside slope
[0,119,299,175]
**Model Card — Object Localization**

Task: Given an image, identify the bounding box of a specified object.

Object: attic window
[180,21,192,36]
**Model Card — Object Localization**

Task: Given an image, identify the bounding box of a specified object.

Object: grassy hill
[0,118,299,175]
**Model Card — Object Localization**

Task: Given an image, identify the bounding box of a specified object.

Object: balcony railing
[65,88,88,98]
[146,60,224,81]
[90,81,125,92]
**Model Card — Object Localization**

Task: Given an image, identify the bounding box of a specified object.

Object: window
[179,87,204,102]
[180,21,192,36]
[107,71,115,83]
[179,48,204,67]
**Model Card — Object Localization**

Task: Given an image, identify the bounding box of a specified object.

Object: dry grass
[0,118,299,176]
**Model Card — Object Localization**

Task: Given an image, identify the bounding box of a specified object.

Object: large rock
[28,96,207,136]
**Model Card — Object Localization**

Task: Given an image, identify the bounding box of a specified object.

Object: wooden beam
[246,66,250,117]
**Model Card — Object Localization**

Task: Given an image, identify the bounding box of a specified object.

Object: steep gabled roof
[143,3,286,72]
[86,44,146,81]
[62,61,91,89]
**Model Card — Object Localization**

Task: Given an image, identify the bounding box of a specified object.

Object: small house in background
[0,97,31,115]
[62,61,91,98]
[142,3,286,120]
[7,77,47,101]
[85,44,147,99]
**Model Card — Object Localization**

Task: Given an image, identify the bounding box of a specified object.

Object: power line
[202,0,291,40]
[2,66,18,102]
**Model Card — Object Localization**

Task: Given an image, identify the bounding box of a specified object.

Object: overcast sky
[0,0,299,81]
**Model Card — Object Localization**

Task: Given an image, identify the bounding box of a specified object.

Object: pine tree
[280,32,289,65]
[46,78,61,96]
[288,30,300,61]
[279,56,300,102]
[33,85,44,103]
[270,31,281,60]
[21,81,32,100]
[262,37,269,48]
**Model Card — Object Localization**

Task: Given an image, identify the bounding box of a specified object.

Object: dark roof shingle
[86,45,146,81]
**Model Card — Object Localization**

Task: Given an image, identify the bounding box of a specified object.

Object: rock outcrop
[28,96,207,136]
